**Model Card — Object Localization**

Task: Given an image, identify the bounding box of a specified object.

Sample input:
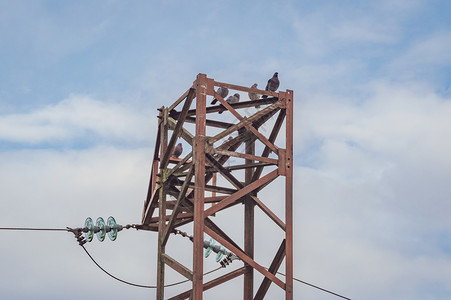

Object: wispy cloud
[386,32,451,78]
[1,0,451,299]
[293,77,451,298]
[0,95,154,146]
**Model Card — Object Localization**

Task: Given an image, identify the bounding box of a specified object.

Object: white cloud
[291,79,451,298]
[0,146,157,299]
[296,80,451,162]
[0,95,154,145]
[290,4,400,59]
[386,32,451,78]
[329,17,398,44]
[0,147,151,225]
[1,1,451,299]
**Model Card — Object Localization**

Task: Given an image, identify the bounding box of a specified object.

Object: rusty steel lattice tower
[141,74,293,299]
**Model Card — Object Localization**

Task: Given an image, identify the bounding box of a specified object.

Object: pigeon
[227,93,240,104]
[211,87,229,105]
[248,83,260,108]
[218,93,240,114]
[262,72,279,98]
[222,136,234,145]
[173,143,183,158]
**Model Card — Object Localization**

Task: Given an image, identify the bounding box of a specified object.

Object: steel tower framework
[141,73,293,299]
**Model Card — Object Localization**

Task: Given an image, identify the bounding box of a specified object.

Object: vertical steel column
[244,140,255,300]
[211,172,217,213]
[284,90,294,300]
[151,160,158,193]
[212,173,217,198]
[157,108,168,300]
[193,74,207,300]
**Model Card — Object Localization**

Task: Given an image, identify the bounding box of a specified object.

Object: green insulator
[96,217,106,242]
[107,216,118,241]
[84,217,95,242]
[216,245,226,262]
[205,238,215,258]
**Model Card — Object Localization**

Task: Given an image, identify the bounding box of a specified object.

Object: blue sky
[1,1,451,299]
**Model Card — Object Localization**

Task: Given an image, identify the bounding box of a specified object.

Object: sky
[1,0,451,299]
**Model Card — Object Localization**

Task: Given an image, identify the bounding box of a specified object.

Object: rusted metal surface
[149,212,193,223]
[212,149,278,165]
[204,169,278,218]
[204,226,285,290]
[208,101,282,143]
[252,109,286,182]
[186,182,237,195]
[209,161,275,172]
[160,88,195,170]
[162,166,194,246]
[193,74,207,299]
[172,97,279,117]
[168,86,194,111]
[213,81,278,97]
[244,140,255,300]
[141,74,294,299]
[211,173,217,198]
[157,108,169,300]
[142,115,161,223]
[169,267,247,300]
[181,115,234,129]
[205,153,243,189]
[251,195,286,231]
[254,239,286,300]
[163,253,193,281]
[285,90,294,300]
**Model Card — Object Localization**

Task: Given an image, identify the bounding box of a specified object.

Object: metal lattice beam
[141,73,294,300]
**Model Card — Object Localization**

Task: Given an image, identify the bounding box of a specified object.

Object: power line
[276,271,351,300]
[80,243,223,288]
[0,226,223,289]
[0,227,68,231]
[80,243,158,288]
[0,226,351,299]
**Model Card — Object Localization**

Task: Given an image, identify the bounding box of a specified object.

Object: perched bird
[227,93,240,104]
[173,143,183,158]
[248,83,260,108]
[262,72,279,98]
[218,93,240,114]
[211,87,229,105]
[222,136,234,145]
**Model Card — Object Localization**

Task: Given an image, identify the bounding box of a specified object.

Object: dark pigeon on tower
[262,72,279,98]
[173,143,183,158]
[211,87,229,105]
[219,93,240,114]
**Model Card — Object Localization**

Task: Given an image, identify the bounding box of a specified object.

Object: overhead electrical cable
[0,226,351,299]
[0,227,68,231]
[81,243,223,288]
[275,270,351,300]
